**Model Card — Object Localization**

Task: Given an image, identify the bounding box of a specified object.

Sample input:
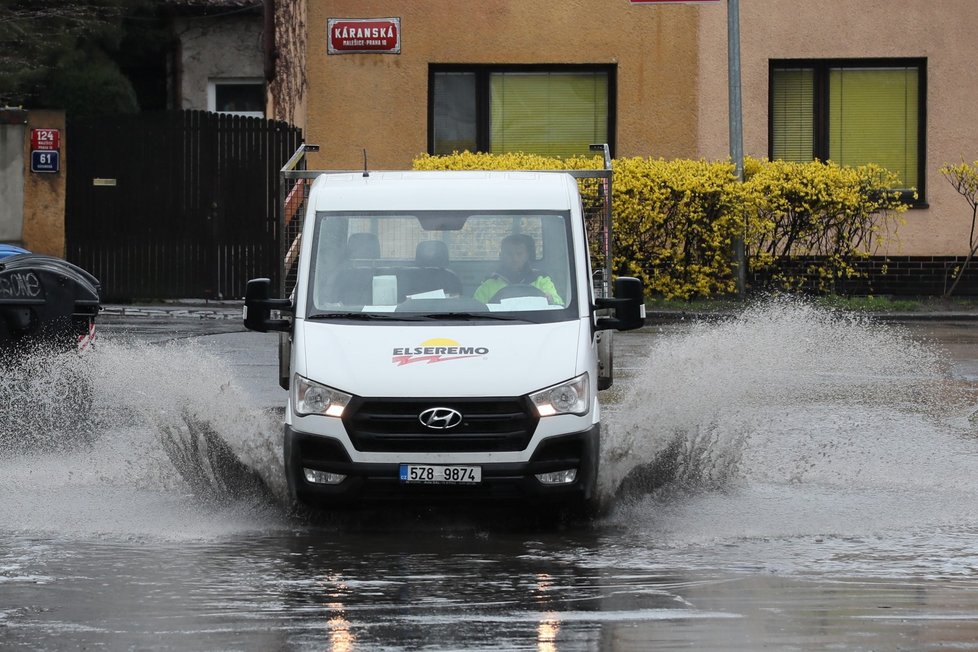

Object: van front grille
[344,397,538,452]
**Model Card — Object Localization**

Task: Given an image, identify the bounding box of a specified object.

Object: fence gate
[65,110,302,302]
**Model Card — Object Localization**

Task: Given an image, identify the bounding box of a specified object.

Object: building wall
[304,0,702,169]
[0,115,25,243]
[175,14,265,111]
[22,111,66,256]
[0,109,65,255]
[300,1,978,259]
[698,0,978,256]
[269,0,308,128]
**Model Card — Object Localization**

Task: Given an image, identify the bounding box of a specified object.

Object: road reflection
[326,604,355,652]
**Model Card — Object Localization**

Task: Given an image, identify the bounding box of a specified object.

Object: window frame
[207,78,265,118]
[428,64,617,158]
[768,58,927,205]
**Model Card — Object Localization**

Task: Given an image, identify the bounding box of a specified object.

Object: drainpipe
[727,0,746,299]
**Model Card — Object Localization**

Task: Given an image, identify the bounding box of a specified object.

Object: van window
[307,210,575,322]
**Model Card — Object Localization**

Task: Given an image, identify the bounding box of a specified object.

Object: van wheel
[286,485,324,523]
[562,494,603,522]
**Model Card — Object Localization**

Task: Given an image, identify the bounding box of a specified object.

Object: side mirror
[243,278,293,333]
[595,276,645,331]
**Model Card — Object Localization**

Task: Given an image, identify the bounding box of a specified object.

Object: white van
[245,147,644,513]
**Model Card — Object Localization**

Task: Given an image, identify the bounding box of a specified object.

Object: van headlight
[529,373,589,417]
[293,374,352,417]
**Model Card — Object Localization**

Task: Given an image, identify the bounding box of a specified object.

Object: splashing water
[602,299,964,502]
[600,298,978,568]
[1,298,976,547]
[0,336,288,540]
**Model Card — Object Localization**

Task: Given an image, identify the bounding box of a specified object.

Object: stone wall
[0,108,66,256]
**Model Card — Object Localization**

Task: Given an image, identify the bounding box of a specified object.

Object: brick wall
[747,256,978,297]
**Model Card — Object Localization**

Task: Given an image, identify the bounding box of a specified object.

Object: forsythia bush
[413,151,602,172]
[413,151,908,299]
[612,157,742,298]
[743,158,907,293]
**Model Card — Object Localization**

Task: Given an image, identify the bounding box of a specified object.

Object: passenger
[473,233,563,305]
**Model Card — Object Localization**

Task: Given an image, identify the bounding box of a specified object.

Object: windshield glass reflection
[306,210,576,323]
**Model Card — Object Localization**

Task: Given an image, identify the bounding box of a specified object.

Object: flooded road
[2,301,978,650]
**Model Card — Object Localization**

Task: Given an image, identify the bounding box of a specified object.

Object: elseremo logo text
[392,338,489,366]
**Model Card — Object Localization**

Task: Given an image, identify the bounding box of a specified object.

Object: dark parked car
[0,247,102,452]
[0,247,101,353]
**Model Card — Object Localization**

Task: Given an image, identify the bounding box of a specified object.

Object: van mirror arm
[243,277,293,332]
[595,276,645,331]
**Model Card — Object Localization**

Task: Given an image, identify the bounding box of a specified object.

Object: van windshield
[306,210,576,322]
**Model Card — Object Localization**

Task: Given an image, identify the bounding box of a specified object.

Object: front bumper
[284,423,599,508]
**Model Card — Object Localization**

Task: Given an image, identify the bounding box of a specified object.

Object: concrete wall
[22,110,66,256]
[304,0,702,169]
[0,109,65,255]
[698,0,978,256]
[0,115,25,243]
[175,14,265,111]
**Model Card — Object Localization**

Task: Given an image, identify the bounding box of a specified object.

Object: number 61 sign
[30,128,61,173]
[31,150,59,173]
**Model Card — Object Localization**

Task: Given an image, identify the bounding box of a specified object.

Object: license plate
[399,464,481,484]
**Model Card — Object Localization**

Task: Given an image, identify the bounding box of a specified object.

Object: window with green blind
[771,68,814,163]
[828,67,919,189]
[769,59,925,203]
[490,72,608,158]
[430,65,614,158]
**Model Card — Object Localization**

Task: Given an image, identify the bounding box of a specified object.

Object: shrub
[939,160,978,297]
[412,151,907,299]
[612,157,741,299]
[744,158,907,293]
[412,151,600,172]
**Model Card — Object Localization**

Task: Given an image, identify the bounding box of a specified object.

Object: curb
[100,302,243,320]
[643,310,978,323]
[96,303,978,323]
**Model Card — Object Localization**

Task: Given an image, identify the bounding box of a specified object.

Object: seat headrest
[346,232,380,259]
[415,240,449,268]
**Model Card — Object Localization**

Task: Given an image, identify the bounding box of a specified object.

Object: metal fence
[66,110,303,301]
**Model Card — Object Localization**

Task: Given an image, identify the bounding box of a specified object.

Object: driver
[473,233,563,305]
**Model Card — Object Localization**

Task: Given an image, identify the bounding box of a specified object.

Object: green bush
[38,56,139,117]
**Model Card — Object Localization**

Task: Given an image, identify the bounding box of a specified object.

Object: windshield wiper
[306,312,420,321]
[417,312,522,321]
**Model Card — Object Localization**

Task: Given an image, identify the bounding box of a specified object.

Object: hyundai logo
[419,407,463,430]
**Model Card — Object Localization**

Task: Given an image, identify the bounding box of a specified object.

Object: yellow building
[274,0,978,266]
